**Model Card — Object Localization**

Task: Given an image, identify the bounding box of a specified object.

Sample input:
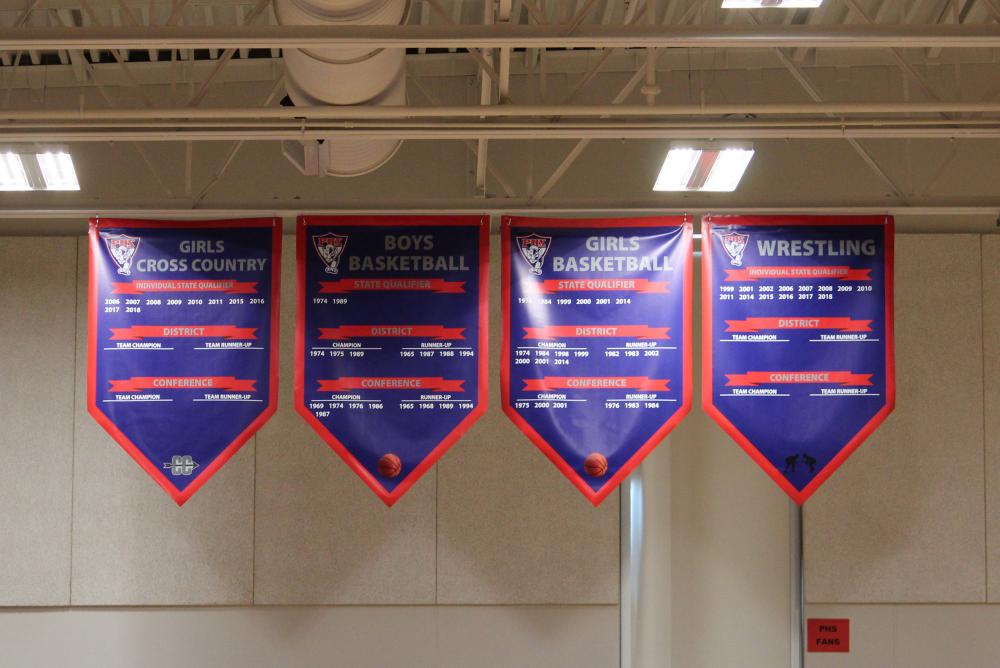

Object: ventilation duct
[276,0,408,177]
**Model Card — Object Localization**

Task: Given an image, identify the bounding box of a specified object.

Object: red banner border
[701,214,896,505]
[500,215,694,506]
[87,216,282,506]
[294,215,490,507]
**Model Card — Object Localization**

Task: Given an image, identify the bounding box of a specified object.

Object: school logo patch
[720,231,750,267]
[102,233,140,276]
[516,234,552,276]
[313,233,348,275]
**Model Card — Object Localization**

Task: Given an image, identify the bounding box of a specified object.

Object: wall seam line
[68,235,82,606]
[435,448,440,605]
[251,434,257,605]
[982,234,989,603]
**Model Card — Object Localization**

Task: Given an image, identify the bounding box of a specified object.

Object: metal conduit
[274,0,408,176]
[3,124,999,142]
[3,102,1000,121]
[4,24,1000,51]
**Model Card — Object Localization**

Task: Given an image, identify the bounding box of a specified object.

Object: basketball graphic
[377,453,402,478]
[583,452,608,478]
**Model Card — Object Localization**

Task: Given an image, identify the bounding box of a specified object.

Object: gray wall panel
[0,236,77,606]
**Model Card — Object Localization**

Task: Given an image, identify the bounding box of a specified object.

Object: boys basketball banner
[88,218,281,505]
[296,216,488,505]
[702,215,895,504]
[502,217,692,505]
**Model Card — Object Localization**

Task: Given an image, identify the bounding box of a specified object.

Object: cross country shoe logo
[720,231,750,267]
[102,233,140,276]
[313,233,348,275]
[516,234,552,276]
[163,455,199,476]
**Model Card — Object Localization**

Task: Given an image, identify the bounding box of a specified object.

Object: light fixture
[36,152,80,190]
[722,1,823,7]
[0,153,31,191]
[653,142,755,192]
[0,150,80,191]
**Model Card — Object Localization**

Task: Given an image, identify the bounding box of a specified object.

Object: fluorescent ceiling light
[653,143,755,192]
[36,152,80,191]
[722,1,823,7]
[0,153,31,191]
[0,150,80,191]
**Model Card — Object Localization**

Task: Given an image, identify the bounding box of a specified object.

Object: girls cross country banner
[296,215,488,505]
[88,217,281,505]
[502,216,693,505]
[702,215,895,504]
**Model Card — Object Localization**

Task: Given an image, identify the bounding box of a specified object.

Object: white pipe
[1,207,997,218]
[3,24,1000,50]
[2,102,999,120]
[7,119,999,130]
[2,125,997,141]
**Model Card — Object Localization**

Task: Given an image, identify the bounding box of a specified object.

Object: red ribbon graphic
[112,279,258,294]
[534,278,668,294]
[318,325,465,340]
[724,266,871,282]
[725,317,872,333]
[725,371,873,387]
[319,278,465,294]
[523,325,670,340]
[523,376,670,391]
[109,376,257,392]
[318,377,466,392]
[110,325,257,340]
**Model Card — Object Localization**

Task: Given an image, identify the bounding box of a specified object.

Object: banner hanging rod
[1,207,997,219]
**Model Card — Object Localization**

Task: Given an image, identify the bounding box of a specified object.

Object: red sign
[113,279,258,294]
[319,277,465,293]
[724,266,871,281]
[807,618,850,653]
[534,277,668,293]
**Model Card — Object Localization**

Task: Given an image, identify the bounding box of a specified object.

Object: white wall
[0,233,620,667]
[2,229,999,668]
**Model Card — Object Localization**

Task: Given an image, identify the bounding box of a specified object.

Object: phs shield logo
[720,231,750,267]
[313,233,348,275]
[102,233,140,276]
[516,234,552,276]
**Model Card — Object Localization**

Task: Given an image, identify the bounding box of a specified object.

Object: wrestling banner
[88,218,281,505]
[702,215,895,503]
[296,216,488,505]
[502,217,693,505]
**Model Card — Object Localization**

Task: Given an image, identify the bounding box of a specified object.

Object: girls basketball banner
[702,215,895,504]
[88,218,281,505]
[502,217,692,505]
[296,216,488,505]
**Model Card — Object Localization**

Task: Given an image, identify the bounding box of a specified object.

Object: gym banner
[297,216,488,505]
[702,215,895,504]
[502,217,693,505]
[88,218,281,505]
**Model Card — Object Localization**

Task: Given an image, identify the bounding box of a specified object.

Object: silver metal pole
[619,471,642,668]
[790,501,805,668]
[3,24,1000,51]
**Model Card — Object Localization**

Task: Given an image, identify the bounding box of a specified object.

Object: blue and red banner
[502,217,693,505]
[88,218,281,505]
[702,215,895,503]
[296,215,488,505]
